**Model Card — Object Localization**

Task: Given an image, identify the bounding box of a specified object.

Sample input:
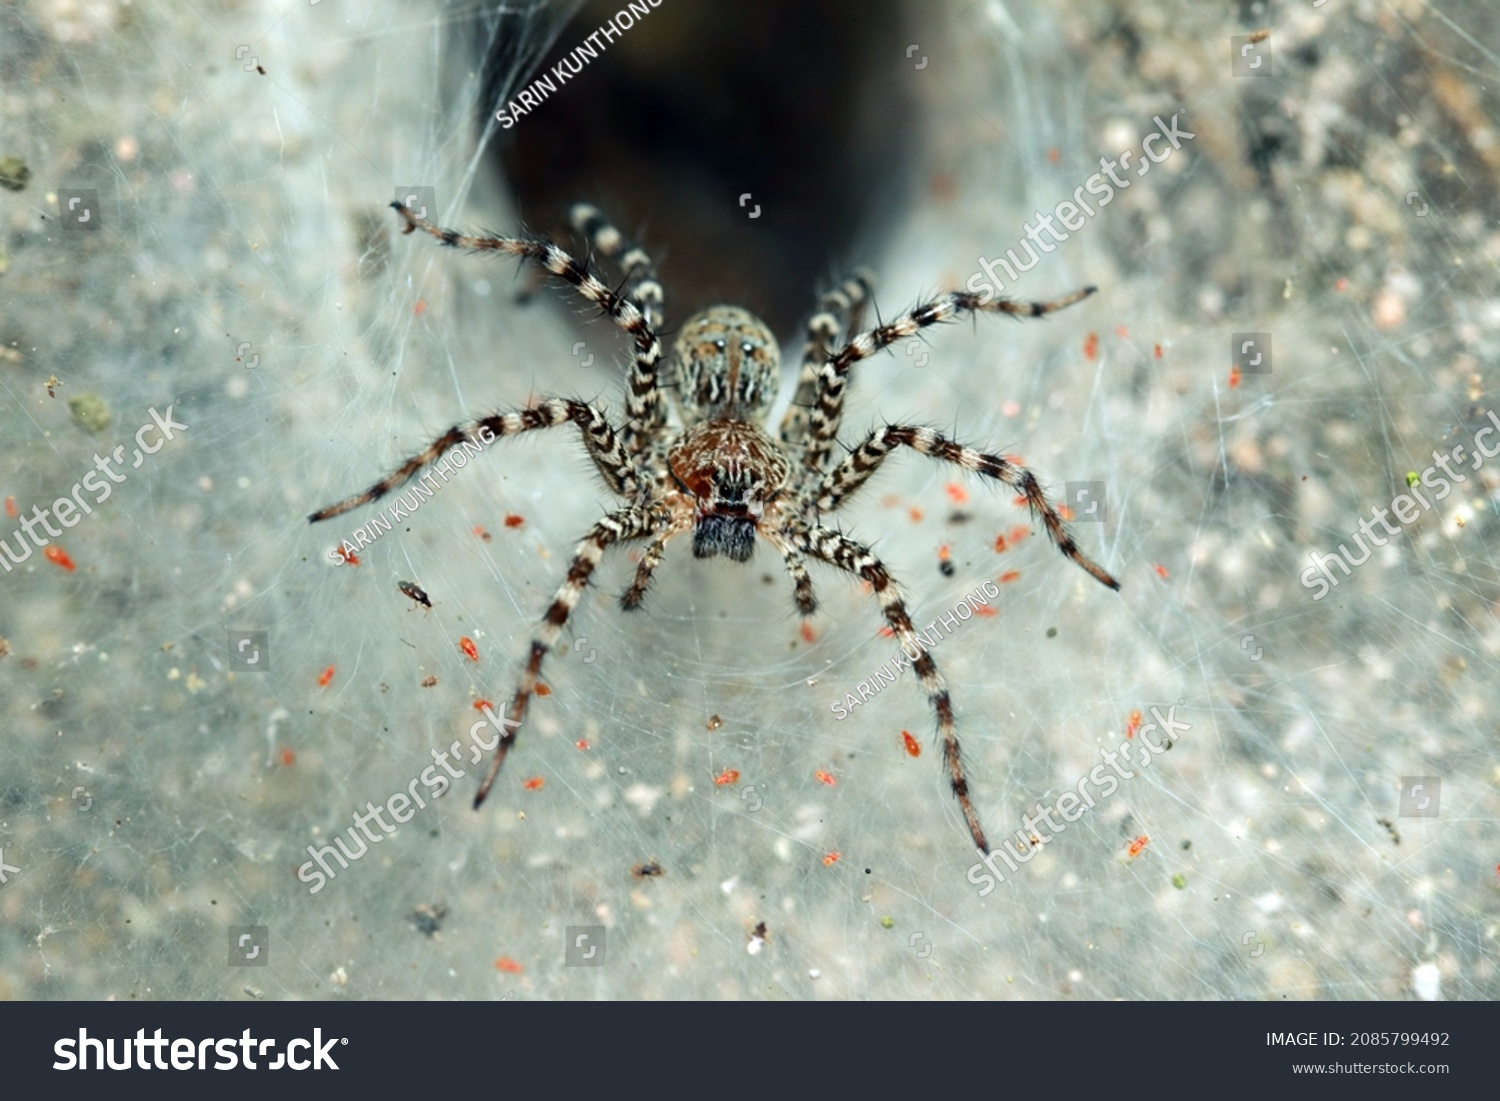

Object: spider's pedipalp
[475,505,663,808]
[667,420,790,562]
[800,284,1096,473]
[811,423,1119,590]
[761,529,819,616]
[307,398,637,523]
[570,202,664,331]
[779,268,876,448]
[390,202,668,457]
[619,512,692,611]
[789,522,990,854]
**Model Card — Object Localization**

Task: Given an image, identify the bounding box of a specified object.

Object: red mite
[45,546,76,572]
[459,636,479,662]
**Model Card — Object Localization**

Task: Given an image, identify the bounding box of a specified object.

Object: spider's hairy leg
[389,201,667,457]
[475,505,663,808]
[307,398,638,523]
[777,268,876,448]
[810,424,1120,590]
[618,512,691,611]
[800,284,1096,473]
[788,523,991,853]
[570,203,664,331]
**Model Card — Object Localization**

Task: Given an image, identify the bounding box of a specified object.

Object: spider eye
[741,341,754,355]
[713,338,727,352]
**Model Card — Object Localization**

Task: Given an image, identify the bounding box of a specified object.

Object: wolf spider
[309,199,1118,854]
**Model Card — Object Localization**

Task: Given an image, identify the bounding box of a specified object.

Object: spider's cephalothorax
[310,200,1119,857]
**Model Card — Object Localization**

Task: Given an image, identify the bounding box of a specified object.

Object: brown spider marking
[310,200,1118,856]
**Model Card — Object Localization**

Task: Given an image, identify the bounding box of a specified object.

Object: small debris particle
[713,768,740,786]
[822,851,841,867]
[504,513,525,528]
[411,903,448,937]
[68,391,112,434]
[707,714,723,731]
[522,776,544,791]
[0,155,30,191]
[317,665,335,688]
[632,860,665,880]
[420,674,438,687]
[494,956,524,974]
[815,770,836,787]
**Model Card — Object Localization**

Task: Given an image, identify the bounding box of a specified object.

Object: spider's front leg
[811,424,1119,591]
[475,505,663,807]
[800,284,1096,474]
[787,522,993,854]
[390,202,668,458]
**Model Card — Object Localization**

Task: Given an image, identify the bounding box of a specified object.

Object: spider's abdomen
[668,420,789,563]
[670,306,781,422]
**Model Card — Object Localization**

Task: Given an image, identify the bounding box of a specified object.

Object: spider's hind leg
[570,203,665,331]
[778,269,876,448]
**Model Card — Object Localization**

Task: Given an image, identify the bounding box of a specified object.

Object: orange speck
[880,494,902,508]
[1153,343,1163,359]
[815,770,836,787]
[1083,331,1099,360]
[473,699,494,712]
[44,545,76,572]
[473,525,492,542]
[3,496,15,519]
[1229,364,1242,389]
[1334,277,1349,293]
[280,747,296,766]
[973,603,998,617]
[504,514,525,528]
[1046,146,1060,163]
[908,506,924,523]
[938,543,951,562]
[1126,835,1150,859]
[494,956,524,974]
[993,533,1009,553]
[877,625,895,638]
[1003,453,1026,467]
[999,570,1020,584]
[522,776,544,791]
[1009,525,1030,545]
[800,622,817,644]
[334,546,360,566]
[1058,504,1075,521]
[1125,709,1142,739]
[1012,495,1028,508]
[535,682,551,697]
[575,739,590,751]
[413,299,427,317]
[944,483,969,504]
[459,636,479,662]
[1152,563,1170,580]
[902,730,921,758]
[317,665,335,688]
[822,851,841,867]
[1114,325,1129,339]
[713,768,740,786]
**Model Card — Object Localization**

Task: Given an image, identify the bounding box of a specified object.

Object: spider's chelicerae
[310,200,1120,855]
